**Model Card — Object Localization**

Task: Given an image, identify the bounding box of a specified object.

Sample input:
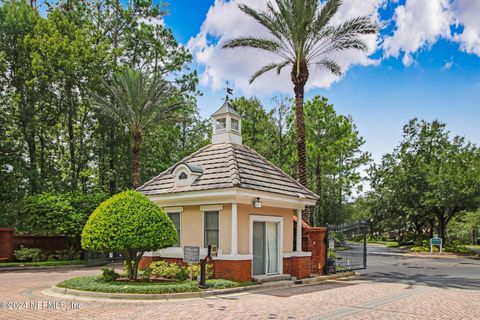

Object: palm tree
[223,0,377,190]
[92,68,182,188]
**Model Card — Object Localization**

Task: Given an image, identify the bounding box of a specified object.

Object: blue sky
[163,0,480,162]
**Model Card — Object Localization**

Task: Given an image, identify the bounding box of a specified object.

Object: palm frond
[222,37,281,52]
[249,63,283,84]
[315,58,342,77]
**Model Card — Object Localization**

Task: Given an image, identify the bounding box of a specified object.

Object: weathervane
[224,81,233,101]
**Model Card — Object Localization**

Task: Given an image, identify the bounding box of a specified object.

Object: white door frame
[249,214,283,275]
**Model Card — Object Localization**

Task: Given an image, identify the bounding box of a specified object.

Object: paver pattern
[0,267,479,320]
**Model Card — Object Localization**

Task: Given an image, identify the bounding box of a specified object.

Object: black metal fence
[325,221,367,274]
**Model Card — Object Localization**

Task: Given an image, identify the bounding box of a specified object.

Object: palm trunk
[132,130,142,189]
[292,62,310,222]
[293,83,307,187]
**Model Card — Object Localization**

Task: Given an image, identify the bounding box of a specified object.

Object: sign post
[430,237,443,253]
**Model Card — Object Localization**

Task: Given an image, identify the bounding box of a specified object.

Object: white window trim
[201,206,222,248]
[231,118,240,132]
[164,207,182,247]
[249,214,284,275]
[215,118,227,131]
[200,204,223,211]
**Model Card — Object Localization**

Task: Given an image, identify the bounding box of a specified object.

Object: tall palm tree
[92,68,182,188]
[223,0,377,190]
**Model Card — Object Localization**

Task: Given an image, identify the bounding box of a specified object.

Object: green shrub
[98,268,120,282]
[327,249,336,260]
[81,190,177,280]
[57,276,254,294]
[190,263,214,279]
[143,261,214,281]
[14,246,42,262]
[144,261,181,279]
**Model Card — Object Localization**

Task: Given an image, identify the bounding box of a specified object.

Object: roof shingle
[137,142,319,200]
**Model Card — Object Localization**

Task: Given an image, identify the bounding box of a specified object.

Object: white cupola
[211,99,242,145]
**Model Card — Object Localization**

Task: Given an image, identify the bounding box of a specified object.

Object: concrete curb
[43,272,355,302]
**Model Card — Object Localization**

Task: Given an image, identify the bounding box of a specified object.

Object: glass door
[253,222,266,276]
[266,222,279,274]
[253,221,280,276]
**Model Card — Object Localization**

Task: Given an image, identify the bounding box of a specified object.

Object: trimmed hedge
[57,276,254,294]
[81,190,177,252]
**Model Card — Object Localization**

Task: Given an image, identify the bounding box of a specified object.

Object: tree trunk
[123,250,134,280]
[436,215,446,242]
[132,130,142,189]
[291,61,310,222]
[67,87,77,192]
[108,126,116,194]
[291,61,309,187]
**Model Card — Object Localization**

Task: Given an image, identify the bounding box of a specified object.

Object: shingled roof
[137,142,319,200]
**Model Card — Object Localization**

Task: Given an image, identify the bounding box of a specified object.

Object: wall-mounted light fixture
[253,197,262,208]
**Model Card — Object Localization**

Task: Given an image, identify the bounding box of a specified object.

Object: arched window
[179,172,188,180]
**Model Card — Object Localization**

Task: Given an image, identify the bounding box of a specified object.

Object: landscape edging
[46,272,355,301]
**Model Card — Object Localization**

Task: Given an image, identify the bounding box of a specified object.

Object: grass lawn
[58,276,256,294]
[0,260,84,268]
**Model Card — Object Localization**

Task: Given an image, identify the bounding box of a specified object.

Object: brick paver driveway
[0,266,479,320]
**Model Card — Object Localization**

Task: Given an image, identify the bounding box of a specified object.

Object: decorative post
[231,203,238,255]
[296,210,302,252]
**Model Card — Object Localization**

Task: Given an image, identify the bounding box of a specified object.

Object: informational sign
[329,239,335,249]
[183,246,200,263]
[430,237,443,253]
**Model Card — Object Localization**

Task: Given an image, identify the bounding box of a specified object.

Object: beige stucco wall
[237,204,294,255]
[161,204,232,254]
[159,203,293,256]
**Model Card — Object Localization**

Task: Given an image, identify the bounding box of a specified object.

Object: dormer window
[172,162,203,187]
[216,118,226,130]
[231,118,239,131]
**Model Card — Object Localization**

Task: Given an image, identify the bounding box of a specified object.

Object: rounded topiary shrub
[81,190,177,279]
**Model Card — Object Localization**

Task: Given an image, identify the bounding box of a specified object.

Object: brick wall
[290,256,311,279]
[283,257,291,275]
[213,259,252,282]
[138,256,253,282]
[138,256,186,270]
[0,228,15,261]
[14,235,69,253]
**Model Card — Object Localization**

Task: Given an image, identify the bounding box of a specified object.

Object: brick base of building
[213,259,252,282]
[138,256,253,282]
[290,256,311,279]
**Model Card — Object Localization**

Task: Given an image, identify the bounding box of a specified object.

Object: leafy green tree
[81,190,177,280]
[369,119,480,242]
[91,68,186,188]
[304,96,370,225]
[222,0,377,195]
[231,97,271,155]
[19,192,108,257]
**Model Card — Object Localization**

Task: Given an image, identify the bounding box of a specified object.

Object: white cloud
[383,0,452,66]
[188,0,383,95]
[383,0,480,66]
[452,0,480,56]
[442,60,454,70]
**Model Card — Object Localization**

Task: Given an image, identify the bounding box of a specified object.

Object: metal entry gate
[325,221,367,273]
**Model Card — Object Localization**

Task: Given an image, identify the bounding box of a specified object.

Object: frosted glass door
[266,222,279,274]
[252,222,266,276]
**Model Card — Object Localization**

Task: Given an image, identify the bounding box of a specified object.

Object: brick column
[0,228,15,261]
[290,256,311,279]
[304,227,327,274]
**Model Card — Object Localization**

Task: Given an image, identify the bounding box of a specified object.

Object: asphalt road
[358,245,480,290]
